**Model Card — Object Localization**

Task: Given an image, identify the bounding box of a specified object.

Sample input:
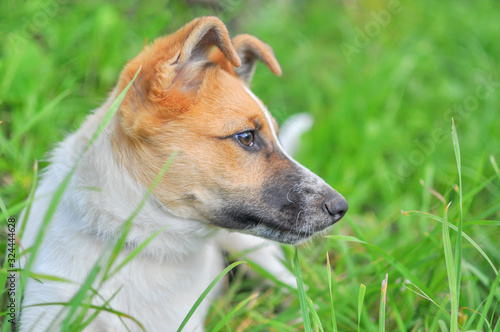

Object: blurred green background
[1,0,499,331]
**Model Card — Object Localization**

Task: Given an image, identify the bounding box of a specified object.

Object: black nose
[322,195,348,224]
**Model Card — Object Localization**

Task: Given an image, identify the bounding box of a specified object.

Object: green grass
[1,0,500,331]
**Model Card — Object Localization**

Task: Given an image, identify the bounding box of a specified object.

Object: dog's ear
[177,17,241,68]
[231,34,282,85]
[116,17,241,136]
[151,16,241,96]
[119,16,241,101]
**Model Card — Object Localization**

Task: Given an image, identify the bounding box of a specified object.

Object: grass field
[1,0,500,331]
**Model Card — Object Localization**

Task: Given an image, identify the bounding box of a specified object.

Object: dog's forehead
[190,71,276,135]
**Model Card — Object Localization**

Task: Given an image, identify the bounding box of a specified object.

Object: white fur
[18,87,302,331]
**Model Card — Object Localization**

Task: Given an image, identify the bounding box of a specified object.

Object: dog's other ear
[231,34,282,85]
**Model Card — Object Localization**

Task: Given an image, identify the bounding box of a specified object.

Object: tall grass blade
[22,301,145,330]
[451,119,463,303]
[327,235,436,298]
[476,270,500,331]
[490,155,500,180]
[292,247,312,332]
[76,287,126,331]
[60,262,102,330]
[0,197,8,222]
[442,202,458,331]
[306,298,324,332]
[111,227,167,276]
[379,274,388,332]
[464,220,500,226]
[429,296,452,332]
[177,261,247,332]
[19,160,39,238]
[403,280,447,313]
[357,283,366,332]
[439,320,450,332]
[102,151,177,282]
[402,211,498,276]
[494,315,500,332]
[326,253,339,332]
[9,90,71,150]
[209,292,258,332]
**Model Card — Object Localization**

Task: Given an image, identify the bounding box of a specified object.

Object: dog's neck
[47,90,216,263]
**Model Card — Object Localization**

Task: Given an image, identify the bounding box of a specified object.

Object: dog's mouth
[210,197,347,245]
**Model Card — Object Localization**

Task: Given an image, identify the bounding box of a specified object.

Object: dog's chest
[91,241,224,331]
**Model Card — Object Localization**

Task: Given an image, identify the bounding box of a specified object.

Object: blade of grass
[306,298,324,332]
[451,119,463,305]
[358,283,366,332]
[102,151,177,282]
[428,296,451,332]
[111,226,167,276]
[494,314,500,332]
[0,196,8,222]
[461,307,482,331]
[438,320,450,332]
[209,292,258,332]
[476,269,500,331]
[60,261,103,330]
[19,160,39,238]
[464,220,500,226]
[75,286,129,331]
[490,155,500,180]
[327,235,436,299]
[403,280,447,312]
[22,301,145,330]
[326,253,339,332]
[8,90,71,151]
[227,257,295,292]
[402,211,498,276]
[391,302,407,332]
[177,261,247,332]
[442,202,458,331]
[472,203,500,221]
[292,246,311,332]
[379,273,388,332]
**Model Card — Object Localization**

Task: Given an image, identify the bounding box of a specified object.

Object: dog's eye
[235,131,254,147]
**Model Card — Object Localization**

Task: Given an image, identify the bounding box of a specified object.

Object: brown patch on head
[116,16,241,139]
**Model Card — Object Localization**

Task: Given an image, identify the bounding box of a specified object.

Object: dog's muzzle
[210,165,348,244]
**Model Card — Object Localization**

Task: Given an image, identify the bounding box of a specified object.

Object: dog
[17,17,348,331]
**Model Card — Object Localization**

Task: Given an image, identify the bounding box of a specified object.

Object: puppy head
[112,17,347,244]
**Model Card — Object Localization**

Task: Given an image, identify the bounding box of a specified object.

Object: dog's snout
[322,195,348,224]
